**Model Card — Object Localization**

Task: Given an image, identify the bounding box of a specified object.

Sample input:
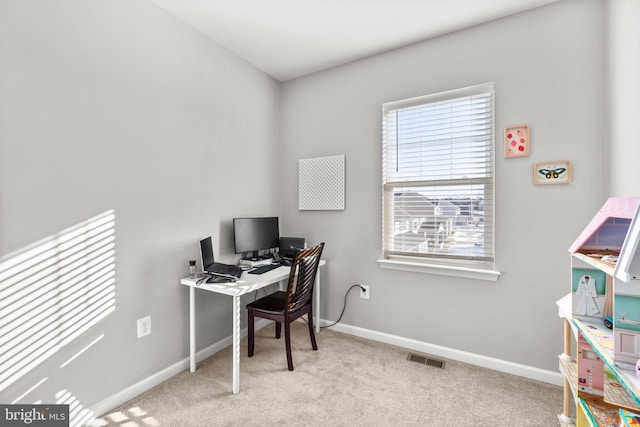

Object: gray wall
[280,0,606,372]
[0,0,279,411]
[606,0,640,196]
[1,0,633,417]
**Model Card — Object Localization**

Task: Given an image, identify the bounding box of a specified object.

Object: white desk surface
[180,260,325,297]
[180,266,290,297]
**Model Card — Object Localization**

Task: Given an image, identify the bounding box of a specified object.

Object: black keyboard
[248,264,280,275]
[208,262,243,278]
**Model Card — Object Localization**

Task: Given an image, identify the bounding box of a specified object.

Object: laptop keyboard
[209,262,243,278]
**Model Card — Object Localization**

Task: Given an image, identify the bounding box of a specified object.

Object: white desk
[180,260,324,394]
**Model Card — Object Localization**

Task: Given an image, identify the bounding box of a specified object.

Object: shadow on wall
[0,210,117,426]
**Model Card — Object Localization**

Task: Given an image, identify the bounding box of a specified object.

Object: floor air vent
[407,353,446,369]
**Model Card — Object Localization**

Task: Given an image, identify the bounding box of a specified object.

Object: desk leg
[314,269,320,333]
[232,295,240,394]
[189,286,196,373]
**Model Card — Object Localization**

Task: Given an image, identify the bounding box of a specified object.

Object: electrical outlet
[360,285,370,299]
[137,316,151,338]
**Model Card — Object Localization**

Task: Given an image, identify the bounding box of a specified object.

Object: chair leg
[275,321,281,339]
[308,313,318,351]
[285,321,294,371]
[248,310,255,357]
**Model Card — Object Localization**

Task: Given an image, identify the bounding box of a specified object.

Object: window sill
[376,259,501,282]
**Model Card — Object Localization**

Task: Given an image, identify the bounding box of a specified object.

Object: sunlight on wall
[10,377,48,404]
[56,389,96,427]
[60,334,104,369]
[0,211,117,392]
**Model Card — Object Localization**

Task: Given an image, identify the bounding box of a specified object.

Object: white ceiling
[151,0,560,82]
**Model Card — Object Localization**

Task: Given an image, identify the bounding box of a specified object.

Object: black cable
[321,284,366,329]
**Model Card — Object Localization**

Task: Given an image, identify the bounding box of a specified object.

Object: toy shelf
[573,318,640,408]
[558,356,578,427]
[558,197,640,426]
[572,250,619,277]
[572,320,615,377]
[559,356,578,399]
[557,295,640,426]
[556,317,640,426]
[577,395,619,426]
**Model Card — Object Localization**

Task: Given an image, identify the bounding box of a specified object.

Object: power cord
[321,284,366,329]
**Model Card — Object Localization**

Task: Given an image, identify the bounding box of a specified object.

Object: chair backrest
[286,243,325,313]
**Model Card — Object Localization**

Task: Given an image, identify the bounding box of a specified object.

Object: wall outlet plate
[360,285,370,299]
[137,316,151,338]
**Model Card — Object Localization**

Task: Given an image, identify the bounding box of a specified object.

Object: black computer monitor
[233,217,280,260]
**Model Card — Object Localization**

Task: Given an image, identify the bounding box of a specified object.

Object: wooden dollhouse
[557,196,640,426]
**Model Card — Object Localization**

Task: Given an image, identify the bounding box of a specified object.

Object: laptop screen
[199,237,215,272]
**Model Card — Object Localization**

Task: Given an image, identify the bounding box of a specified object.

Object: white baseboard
[320,319,564,387]
[90,317,562,420]
[89,318,271,418]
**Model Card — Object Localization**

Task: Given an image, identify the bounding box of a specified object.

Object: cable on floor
[321,284,365,329]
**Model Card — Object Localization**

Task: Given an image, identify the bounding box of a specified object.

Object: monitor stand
[243,251,260,262]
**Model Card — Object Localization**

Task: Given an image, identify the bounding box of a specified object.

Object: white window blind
[382,83,495,269]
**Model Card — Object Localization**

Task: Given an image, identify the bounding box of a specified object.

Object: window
[381,83,495,275]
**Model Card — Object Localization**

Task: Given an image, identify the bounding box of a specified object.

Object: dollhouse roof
[569,197,640,253]
[569,196,640,282]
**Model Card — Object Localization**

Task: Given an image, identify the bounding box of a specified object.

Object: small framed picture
[504,125,530,158]
[534,160,572,185]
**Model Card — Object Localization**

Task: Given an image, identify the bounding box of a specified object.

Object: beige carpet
[97,322,563,426]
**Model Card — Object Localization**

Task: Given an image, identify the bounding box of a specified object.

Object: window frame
[378,83,500,281]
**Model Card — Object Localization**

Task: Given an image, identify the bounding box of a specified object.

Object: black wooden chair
[246,243,324,371]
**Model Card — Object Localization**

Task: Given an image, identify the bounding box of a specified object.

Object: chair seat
[246,291,287,314]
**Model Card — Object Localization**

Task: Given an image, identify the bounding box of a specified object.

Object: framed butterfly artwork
[534,160,572,185]
[504,124,530,158]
